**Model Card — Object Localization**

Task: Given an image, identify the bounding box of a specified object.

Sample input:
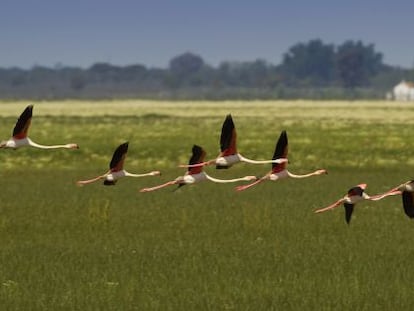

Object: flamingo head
[66,143,79,149]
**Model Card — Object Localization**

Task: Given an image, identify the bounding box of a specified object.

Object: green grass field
[1,100,414,310]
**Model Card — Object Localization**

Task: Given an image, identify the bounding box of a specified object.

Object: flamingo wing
[188,145,206,175]
[271,130,288,173]
[344,203,354,224]
[220,114,237,156]
[109,142,129,172]
[13,105,33,139]
[347,185,365,197]
[402,191,414,218]
[343,184,365,224]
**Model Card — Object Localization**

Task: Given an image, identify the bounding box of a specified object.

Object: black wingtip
[344,203,354,224]
[402,191,414,218]
[103,180,117,186]
[216,165,230,169]
[173,183,186,192]
[25,105,34,115]
[272,130,288,161]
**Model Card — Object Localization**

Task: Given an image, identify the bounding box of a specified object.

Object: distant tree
[168,52,206,87]
[169,52,204,76]
[335,40,383,88]
[70,74,86,91]
[217,59,275,88]
[88,63,122,82]
[7,68,27,87]
[122,64,147,81]
[280,39,335,86]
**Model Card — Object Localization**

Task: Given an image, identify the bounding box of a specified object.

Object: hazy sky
[1,0,413,69]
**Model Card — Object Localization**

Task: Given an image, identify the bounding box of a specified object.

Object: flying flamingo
[179,114,287,169]
[0,105,79,149]
[140,144,257,192]
[314,183,401,224]
[77,142,160,186]
[235,130,327,191]
[377,180,414,218]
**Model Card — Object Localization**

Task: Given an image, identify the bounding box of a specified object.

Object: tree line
[1,39,413,100]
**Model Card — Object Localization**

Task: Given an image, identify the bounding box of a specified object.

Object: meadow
[1,100,414,310]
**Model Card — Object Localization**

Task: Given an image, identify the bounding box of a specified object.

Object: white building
[393,80,414,101]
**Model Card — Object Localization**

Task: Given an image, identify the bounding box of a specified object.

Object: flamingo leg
[314,199,344,213]
[178,160,215,168]
[77,175,106,186]
[369,190,402,201]
[235,177,266,191]
[76,170,111,186]
[139,180,179,192]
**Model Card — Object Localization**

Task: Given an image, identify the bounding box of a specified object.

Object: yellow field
[1,100,414,123]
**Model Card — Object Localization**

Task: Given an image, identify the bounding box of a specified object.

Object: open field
[1,100,414,310]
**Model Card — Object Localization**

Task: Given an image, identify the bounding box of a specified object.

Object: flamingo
[235,130,327,191]
[179,114,287,169]
[314,183,401,224]
[0,105,79,149]
[140,144,257,192]
[377,180,414,218]
[77,142,160,186]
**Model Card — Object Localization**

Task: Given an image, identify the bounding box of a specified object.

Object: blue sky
[1,0,413,69]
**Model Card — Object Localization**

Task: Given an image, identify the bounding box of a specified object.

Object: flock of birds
[1,105,414,224]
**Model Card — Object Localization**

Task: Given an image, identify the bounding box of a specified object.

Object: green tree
[335,40,383,88]
[169,53,204,76]
[280,39,335,86]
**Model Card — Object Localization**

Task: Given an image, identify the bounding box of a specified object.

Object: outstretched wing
[344,203,354,224]
[109,142,129,172]
[272,130,288,173]
[220,114,237,156]
[402,191,414,218]
[347,185,364,197]
[188,145,206,174]
[13,105,33,139]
